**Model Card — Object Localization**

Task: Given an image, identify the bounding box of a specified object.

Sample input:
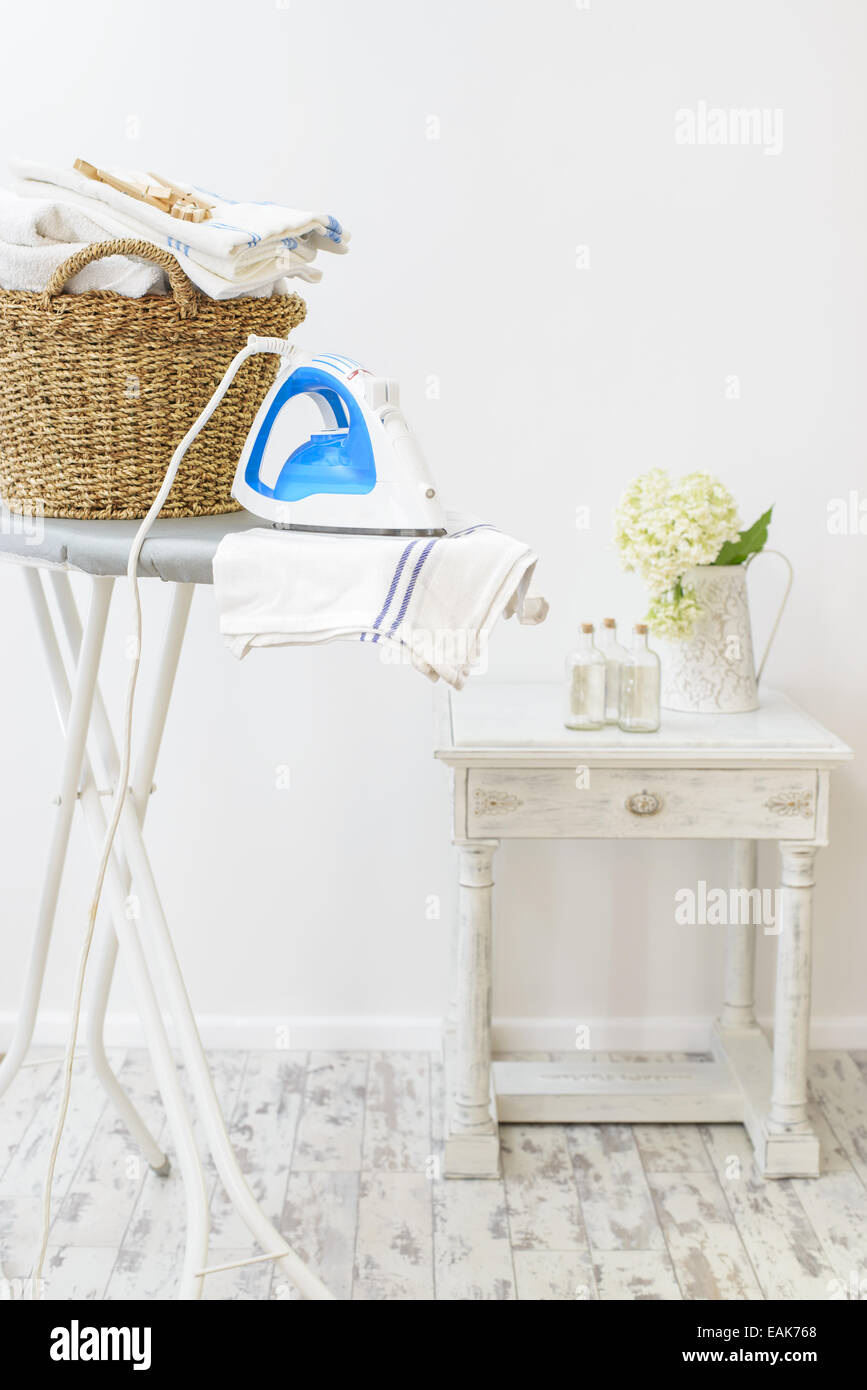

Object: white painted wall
[1,0,865,1049]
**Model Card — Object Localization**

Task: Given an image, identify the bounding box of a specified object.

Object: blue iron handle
[243,363,376,503]
[273,365,351,429]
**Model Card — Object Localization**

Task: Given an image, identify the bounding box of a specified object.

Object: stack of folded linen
[3,158,350,300]
[0,186,171,295]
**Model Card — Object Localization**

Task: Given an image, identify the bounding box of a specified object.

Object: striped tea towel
[212,517,548,689]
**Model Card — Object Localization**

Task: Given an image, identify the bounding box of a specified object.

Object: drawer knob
[626,790,662,816]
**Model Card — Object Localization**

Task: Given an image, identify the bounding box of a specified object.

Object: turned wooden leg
[721,838,758,1030]
[717,839,822,1179]
[444,839,500,1178]
[768,842,817,1133]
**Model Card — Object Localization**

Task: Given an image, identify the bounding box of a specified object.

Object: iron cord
[31,338,273,1297]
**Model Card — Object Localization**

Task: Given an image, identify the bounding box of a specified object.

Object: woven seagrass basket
[0,239,306,519]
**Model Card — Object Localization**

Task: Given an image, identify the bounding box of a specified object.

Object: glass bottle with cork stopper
[597,617,629,724]
[619,623,661,733]
[565,623,606,730]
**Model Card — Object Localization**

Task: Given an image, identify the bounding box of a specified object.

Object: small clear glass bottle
[619,624,661,733]
[597,617,629,724]
[565,623,606,730]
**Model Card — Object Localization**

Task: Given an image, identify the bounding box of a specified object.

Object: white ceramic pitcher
[659,551,793,713]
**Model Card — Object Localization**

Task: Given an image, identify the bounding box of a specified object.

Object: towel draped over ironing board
[213,518,548,689]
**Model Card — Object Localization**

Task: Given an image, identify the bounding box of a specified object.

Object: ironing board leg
[3,570,331,1300]
[117,800,334,1300]
[0,574,113,1100]
[50,575,195,1171]
[73,789,210,1300]
[17,570,166,1172]
[58,579,332,1297]
[23,572,209,1296]
[86,927,171,1172]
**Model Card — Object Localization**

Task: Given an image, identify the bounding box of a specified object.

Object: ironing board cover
[0,512,258,583]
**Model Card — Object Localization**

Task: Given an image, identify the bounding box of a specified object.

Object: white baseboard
[0,1012,444,1052]
[3,1011,867,1052]
[780,1017,867,1050]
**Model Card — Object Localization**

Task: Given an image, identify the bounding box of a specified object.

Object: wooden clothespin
[74,159,215,222]
[147,172,215,223]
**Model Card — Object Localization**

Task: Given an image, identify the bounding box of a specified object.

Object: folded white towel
[0,188,169,295]
[10,159,349,298]
[212,517,548,689]
[11,177,322,297]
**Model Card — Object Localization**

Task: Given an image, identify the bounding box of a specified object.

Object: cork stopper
[581,622,594,633]
[634,623,648,634]
[602,617,616,628]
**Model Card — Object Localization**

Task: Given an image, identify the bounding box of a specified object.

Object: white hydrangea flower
[646,586,702,639]
[613,470,741,639]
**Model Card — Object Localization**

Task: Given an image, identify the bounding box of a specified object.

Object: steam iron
[231,346,447,536]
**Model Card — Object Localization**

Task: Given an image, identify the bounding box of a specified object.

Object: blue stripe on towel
[449,523,496,538]
[210,222,261,248]
[386,539,438,638]
[364,541,417,643]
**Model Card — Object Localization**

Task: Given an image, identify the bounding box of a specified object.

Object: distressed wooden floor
[1,1048,866,1300]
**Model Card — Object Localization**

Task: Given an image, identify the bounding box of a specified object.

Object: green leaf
[714,506,773,566]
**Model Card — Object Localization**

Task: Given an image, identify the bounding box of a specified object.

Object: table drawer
[466,768,818,839]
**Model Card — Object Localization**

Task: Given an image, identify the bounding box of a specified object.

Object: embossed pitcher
[659,552,792,713]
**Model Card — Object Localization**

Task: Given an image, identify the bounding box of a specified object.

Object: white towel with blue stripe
[212,518,548,689]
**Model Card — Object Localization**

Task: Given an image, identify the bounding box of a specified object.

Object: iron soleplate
[269,522,447,538]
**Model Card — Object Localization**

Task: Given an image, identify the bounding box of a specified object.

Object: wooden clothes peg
[74,159,215,222]
[148,172,215,223]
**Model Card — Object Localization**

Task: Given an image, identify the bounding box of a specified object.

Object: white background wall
[1,0,865,1049]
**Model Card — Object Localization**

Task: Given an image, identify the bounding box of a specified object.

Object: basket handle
[40,238,200,318]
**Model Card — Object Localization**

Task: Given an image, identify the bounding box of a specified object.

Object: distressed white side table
[434,683,852,1181]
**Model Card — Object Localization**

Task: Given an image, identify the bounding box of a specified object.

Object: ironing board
[0,511,256,580]
[0,510,332,1300]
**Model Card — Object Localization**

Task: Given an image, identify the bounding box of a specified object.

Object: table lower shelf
[443,1023,821,1181]
[492,1055,743,1124]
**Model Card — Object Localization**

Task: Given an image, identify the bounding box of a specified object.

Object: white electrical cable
[32,336,283,1298]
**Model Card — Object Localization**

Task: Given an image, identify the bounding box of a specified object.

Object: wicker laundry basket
[0,239,306,520]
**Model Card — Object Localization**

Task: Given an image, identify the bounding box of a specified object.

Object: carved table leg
[761,840,821,1176]
[721,839,759,1030]
[444,839,500,1178]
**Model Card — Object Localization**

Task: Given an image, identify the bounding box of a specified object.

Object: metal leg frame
[1,570,333,1300]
